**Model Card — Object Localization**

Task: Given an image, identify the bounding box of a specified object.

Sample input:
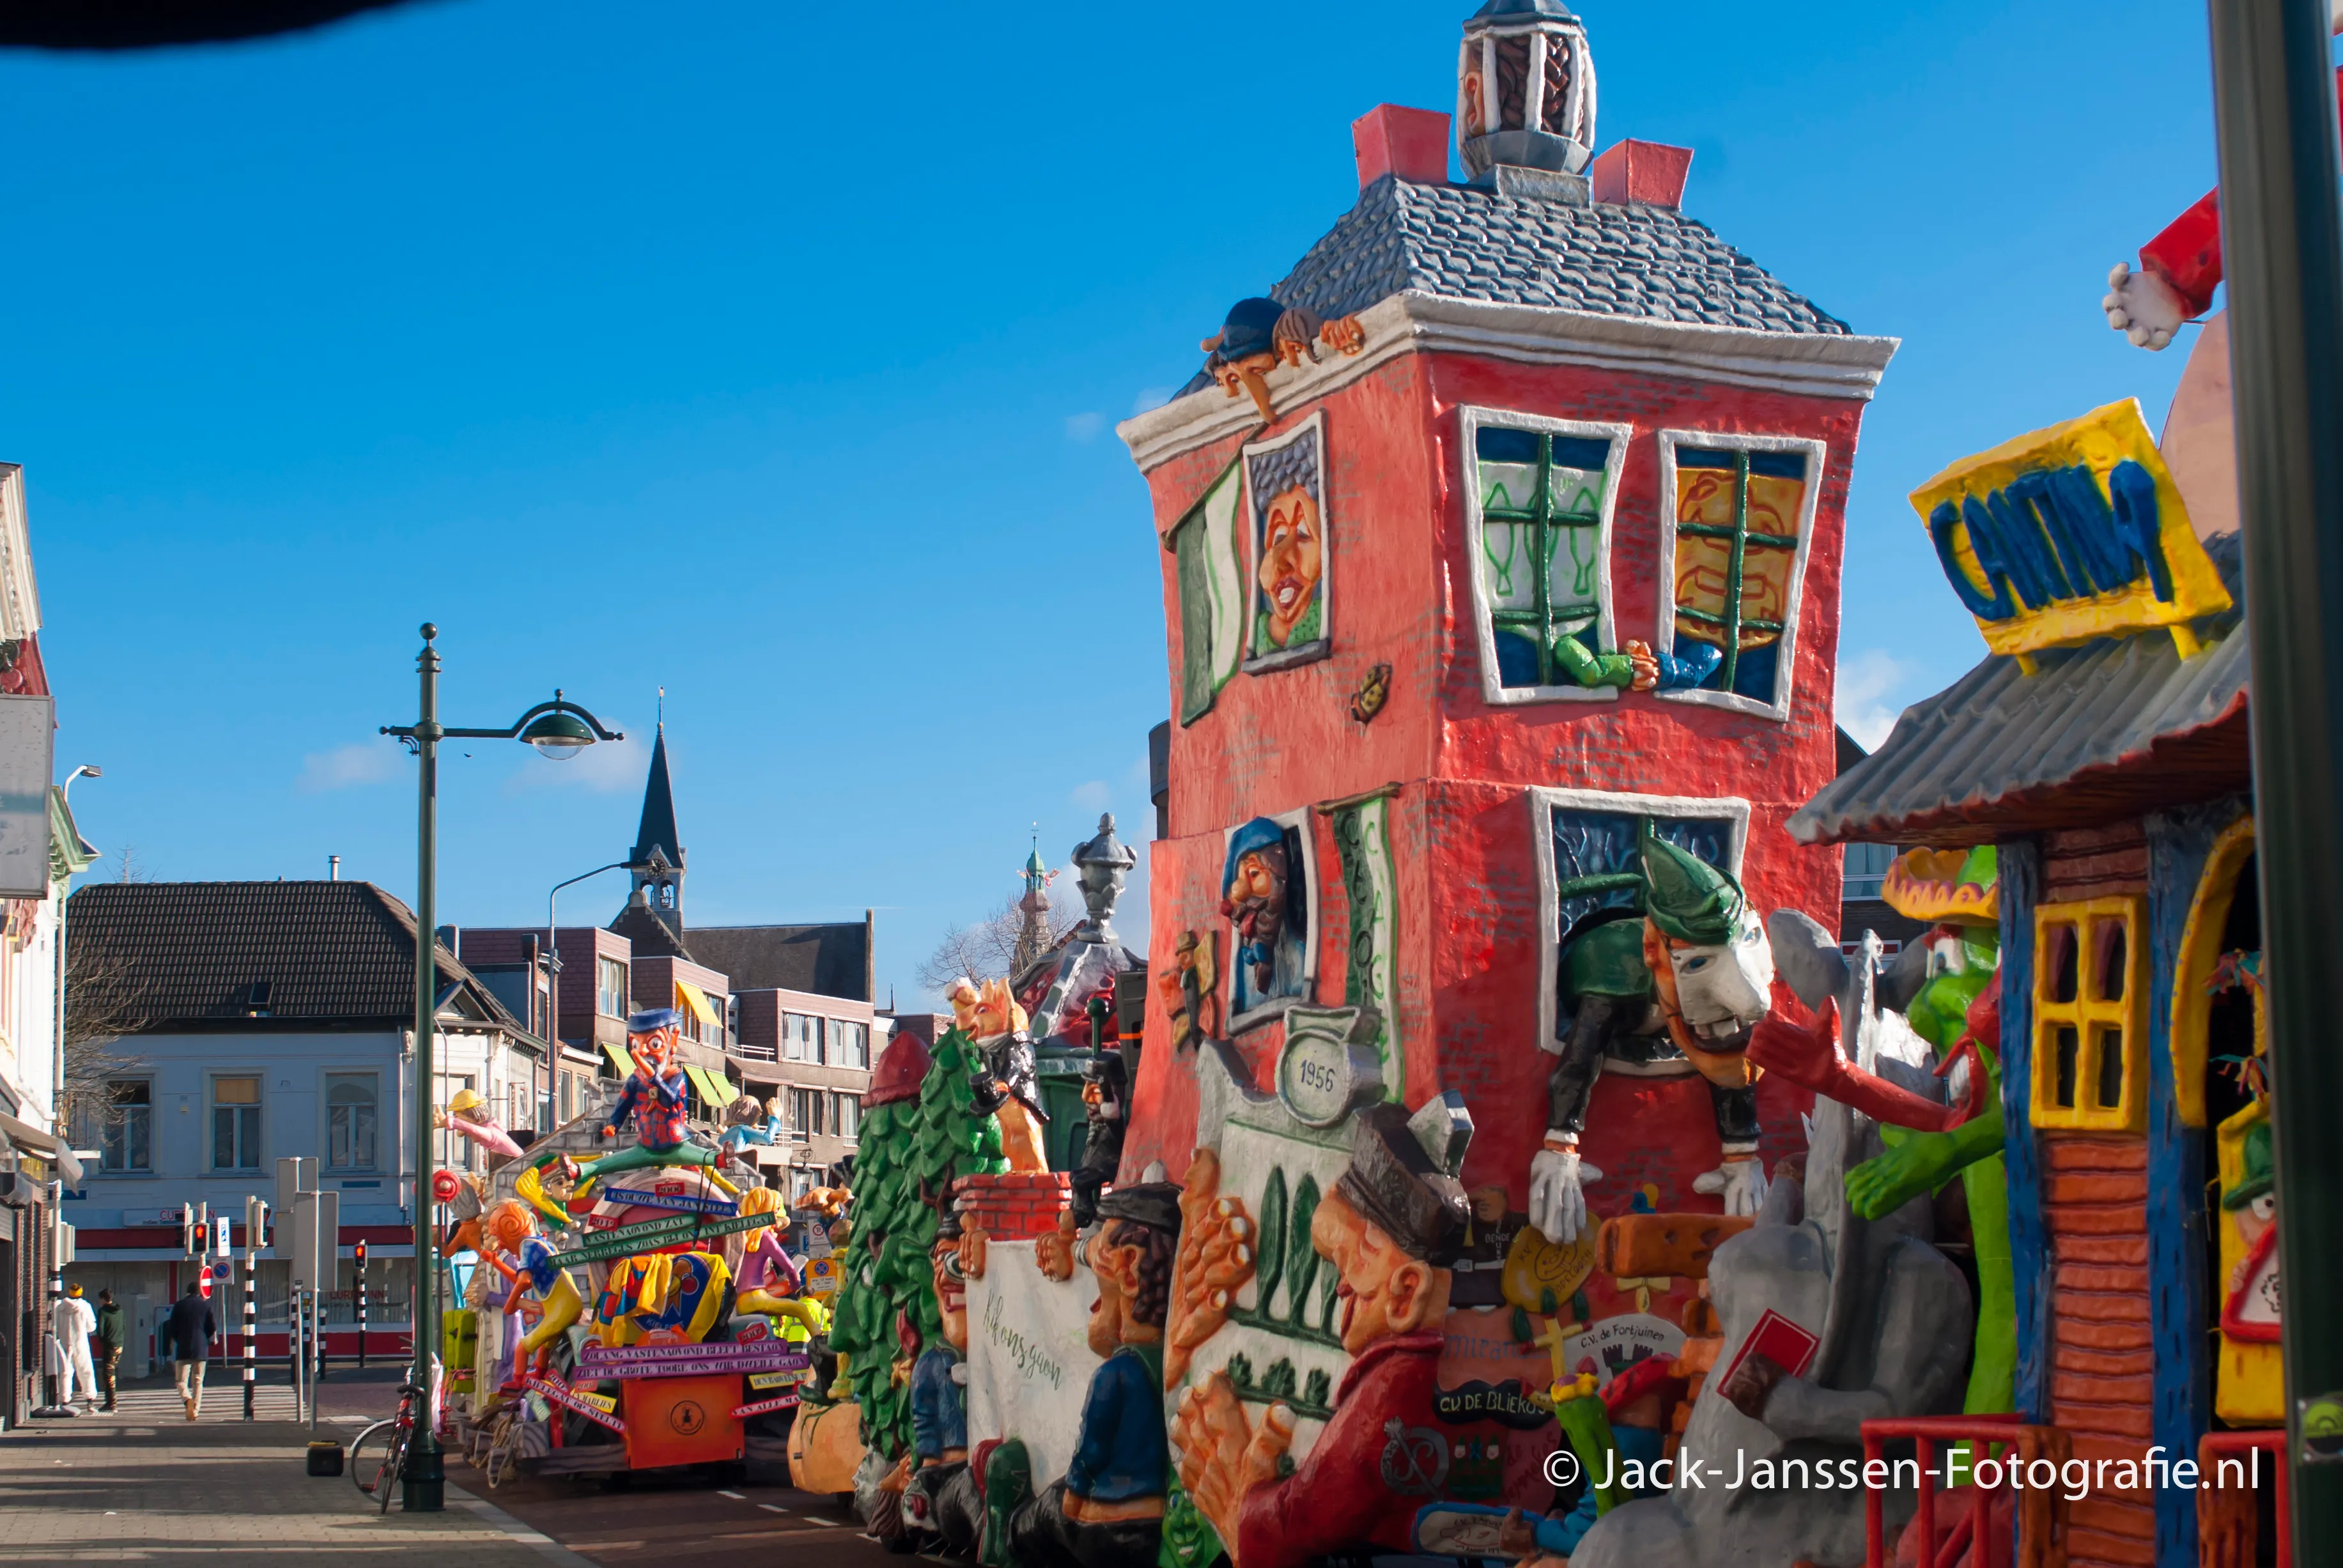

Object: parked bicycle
[349,1381,425,1513]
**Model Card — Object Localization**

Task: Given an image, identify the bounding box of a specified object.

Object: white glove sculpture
[1528,1134,1604,1244]
[2103,261,2187,351]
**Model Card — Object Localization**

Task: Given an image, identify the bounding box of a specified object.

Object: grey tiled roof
[65,879,522,1032]
[1276,175,1850,334]
[1790,533,2251,847]
[1177,173,1850,397]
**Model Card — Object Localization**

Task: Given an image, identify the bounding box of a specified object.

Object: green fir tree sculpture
[828,1026,1006,1464]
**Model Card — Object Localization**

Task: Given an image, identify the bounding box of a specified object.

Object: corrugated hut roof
[1790,532,2250,848]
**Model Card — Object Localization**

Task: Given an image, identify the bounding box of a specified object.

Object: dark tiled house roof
[683,921,872,1003]
[65,879,522,1033]
[1791,533,2250,848]
[1278,175,1850,334]
[1178,173,1849,397]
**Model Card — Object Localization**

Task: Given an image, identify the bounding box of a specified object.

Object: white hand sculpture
[1528,1138,1604,1244]
[2104,261,2187,351]
[1694,1157,1770,1217]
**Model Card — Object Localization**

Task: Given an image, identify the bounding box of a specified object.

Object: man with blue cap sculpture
[567,1006,739,1196]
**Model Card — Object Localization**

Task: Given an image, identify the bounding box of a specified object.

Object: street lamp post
[381,624,619,1512]
[545,861,638,1107]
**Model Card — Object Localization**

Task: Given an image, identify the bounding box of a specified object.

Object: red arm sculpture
[2106,43,2343,349]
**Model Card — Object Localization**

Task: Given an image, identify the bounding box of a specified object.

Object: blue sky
[1,0,2224,1006]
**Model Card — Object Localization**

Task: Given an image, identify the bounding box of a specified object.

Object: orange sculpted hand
[1320,316,1366,355]
[1164,1148,1257,1386]
[961,1223,989,1284]
[1173,1373,1294,1568]
[1036,1208,1078,1283]
[1624,638,1660,692]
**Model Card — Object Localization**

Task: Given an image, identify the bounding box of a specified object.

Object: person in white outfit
[50,1285,97,1411]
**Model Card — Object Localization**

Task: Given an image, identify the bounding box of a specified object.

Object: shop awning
[684,1066,733,1110]
[0,1110,82,1187]
[676,981,719,1029]
[600,1040,633,1079]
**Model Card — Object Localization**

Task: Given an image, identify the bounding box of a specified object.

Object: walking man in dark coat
[163,1284,215,1421]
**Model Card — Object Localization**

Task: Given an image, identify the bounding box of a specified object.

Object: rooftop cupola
[1456,0,1596,183]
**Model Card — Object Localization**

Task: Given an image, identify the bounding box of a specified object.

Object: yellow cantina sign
[1910,399,2231,665]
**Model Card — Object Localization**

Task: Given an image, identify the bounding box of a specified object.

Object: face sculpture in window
[1257,484,1323,652]
[1223,838,1287,992]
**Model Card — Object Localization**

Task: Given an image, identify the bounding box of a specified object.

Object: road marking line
[718,1489,745,1500]
[758,1503,789,1514]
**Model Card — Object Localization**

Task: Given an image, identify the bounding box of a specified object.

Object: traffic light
[182,1203,198,1258]
[353,1238,367,1269]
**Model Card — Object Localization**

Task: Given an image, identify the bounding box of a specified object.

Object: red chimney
[1352,105,1451,192]
[1589,139,1694,210]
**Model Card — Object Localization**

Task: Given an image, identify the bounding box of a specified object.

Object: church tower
[628,723,685,934]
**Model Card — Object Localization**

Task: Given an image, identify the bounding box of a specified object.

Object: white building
[58,879,542,1372]
[0,462,102,1427]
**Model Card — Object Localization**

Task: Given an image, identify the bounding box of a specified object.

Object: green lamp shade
[518,709,597,760]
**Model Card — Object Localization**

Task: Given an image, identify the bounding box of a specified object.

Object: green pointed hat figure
[1640,831,1747,946]
[2222,1119,2275,1211]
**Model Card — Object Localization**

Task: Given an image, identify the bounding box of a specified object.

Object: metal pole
[38,1179,61,1417]
[357,1249,367,1372]
[403,624,445,1512]
[2207,0,2343,1556]
[246,1202,265,1418]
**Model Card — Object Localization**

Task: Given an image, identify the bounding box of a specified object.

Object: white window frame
[597,956,628,1018]
[323,1070,381,1174]
[208,1071,265,1173]
[1239,410,1333,675]
[87,1076,153,1174]
[1459,407,1634,707]
[1223,803,1322,1034]
[1652,431,1829,722]
[1529,787,1751,1058]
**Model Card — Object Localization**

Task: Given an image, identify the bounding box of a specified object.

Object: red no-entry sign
[198,1265,213,1300]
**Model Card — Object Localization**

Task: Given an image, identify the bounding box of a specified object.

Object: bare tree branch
[914,889,1080,995]
[61,932,150,1144]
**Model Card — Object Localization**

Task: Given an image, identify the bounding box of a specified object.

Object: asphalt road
[454,1459,902,1568]
[6,1366,903,1566]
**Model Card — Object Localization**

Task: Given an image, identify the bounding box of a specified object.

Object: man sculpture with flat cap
[1175,1097,1474,1568]
[565,1007,737,1195]
[994,1181,1184,1568]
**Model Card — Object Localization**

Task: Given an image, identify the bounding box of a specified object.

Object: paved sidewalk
[0,1412,573,1565]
